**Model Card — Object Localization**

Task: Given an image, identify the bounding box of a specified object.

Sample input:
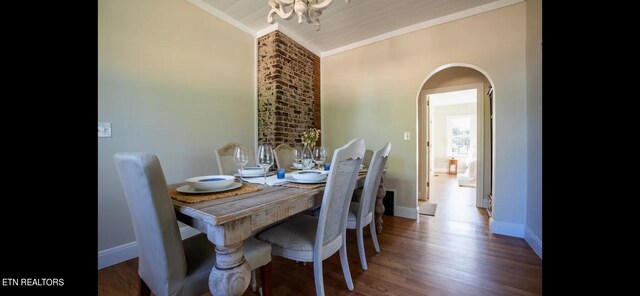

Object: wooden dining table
[170,172,386,296]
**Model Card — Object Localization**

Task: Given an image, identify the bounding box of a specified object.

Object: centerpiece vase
[302,144,314,169]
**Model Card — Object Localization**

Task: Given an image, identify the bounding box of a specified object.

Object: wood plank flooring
[98,174,542,295]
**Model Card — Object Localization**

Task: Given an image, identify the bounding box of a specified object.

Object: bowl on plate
[186,175,235,191]
[238,167,264,176]
[293,163,314,169]
[290,170,325,182]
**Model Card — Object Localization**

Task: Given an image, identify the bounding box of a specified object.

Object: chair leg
[356,226,368,270]
[339,243,354,291]
[313,259,325,296]
[259,262,272,296]
[251,270,257,292]
[369,221,380,253]
[139,278,151,296]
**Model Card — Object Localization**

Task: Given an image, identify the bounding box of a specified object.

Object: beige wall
[423,67,490,90]
[526,0,542,256]
[322,3,527,228]
[98,0,255,253]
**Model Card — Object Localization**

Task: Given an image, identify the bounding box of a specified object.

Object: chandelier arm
[273,0,295,5]
[301,7,315,24]
[268,9,295,23]
[309,0,335,10]
[268,1,295,23]
[308,10,320,25]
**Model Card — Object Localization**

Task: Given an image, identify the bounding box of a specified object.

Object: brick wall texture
[258,31,321,148]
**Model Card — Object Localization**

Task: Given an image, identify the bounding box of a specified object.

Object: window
[446,115,476,158]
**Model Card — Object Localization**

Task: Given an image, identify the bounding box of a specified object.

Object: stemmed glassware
[292,146,302,169]
[233,145,249,181]
[312,146,327,170]
[257,144,274,185]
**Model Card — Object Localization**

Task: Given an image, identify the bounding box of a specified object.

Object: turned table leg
[209,243,252,296]
[375,174,386,234]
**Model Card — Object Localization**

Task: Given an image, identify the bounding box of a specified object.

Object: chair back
[274,143,295,169]
[358,143,391,224]
[113,153,187,296]
[215,143,254,175]
[315,138,365,257]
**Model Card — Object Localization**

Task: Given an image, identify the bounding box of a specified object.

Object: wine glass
[257,144,274,184]
[292,146,302,169]
[233,145,248,181]
[312,146,327,170]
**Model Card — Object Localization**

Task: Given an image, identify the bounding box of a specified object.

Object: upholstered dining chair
[257,138,365,296]
[113,152,272,296]
[215,143,255,175]
[347,143,391,270]
[274,143,295,169]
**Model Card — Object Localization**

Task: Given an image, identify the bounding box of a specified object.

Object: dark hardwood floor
[98,174,542,295]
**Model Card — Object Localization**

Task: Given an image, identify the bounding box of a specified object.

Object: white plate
[234,171,275,178]
[177,182,242,194]
[285,176,327,184]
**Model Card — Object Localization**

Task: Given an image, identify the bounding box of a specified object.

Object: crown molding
[256,23,279,38]
[275,25,323,57]
[187,0,255,36]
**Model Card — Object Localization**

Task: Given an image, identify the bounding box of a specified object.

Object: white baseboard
[489,218,524,237]
[524,227,542,259]
[98,226,201,270]
[395,206,418,219]
[97,240,138,270]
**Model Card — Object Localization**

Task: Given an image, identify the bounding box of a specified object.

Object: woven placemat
[282,182,326,189]
[170,183,262,204]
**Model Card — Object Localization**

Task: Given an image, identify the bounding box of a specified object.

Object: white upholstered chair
[215,143,255,175]
[257,138,365,296]
[274,143,295,169]
[113,152,271,296]
[347,143,391,270]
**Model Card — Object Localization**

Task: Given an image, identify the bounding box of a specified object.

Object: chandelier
[267,0,352,31]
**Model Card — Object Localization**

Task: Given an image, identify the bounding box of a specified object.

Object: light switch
[403,131,410,141]
[98,122,112,138]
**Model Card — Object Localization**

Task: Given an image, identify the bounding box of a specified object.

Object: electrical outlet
[403,132,410,141]
[98,122,112,138]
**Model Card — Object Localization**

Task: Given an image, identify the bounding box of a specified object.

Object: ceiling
[195,0,518,55]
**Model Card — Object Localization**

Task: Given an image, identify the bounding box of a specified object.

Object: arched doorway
[417,64,495,218]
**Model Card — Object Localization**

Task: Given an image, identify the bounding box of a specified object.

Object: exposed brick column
[312,52,321,145]
[258,31,321,148]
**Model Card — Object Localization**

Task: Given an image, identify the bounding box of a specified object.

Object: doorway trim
[415,63,496,211]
